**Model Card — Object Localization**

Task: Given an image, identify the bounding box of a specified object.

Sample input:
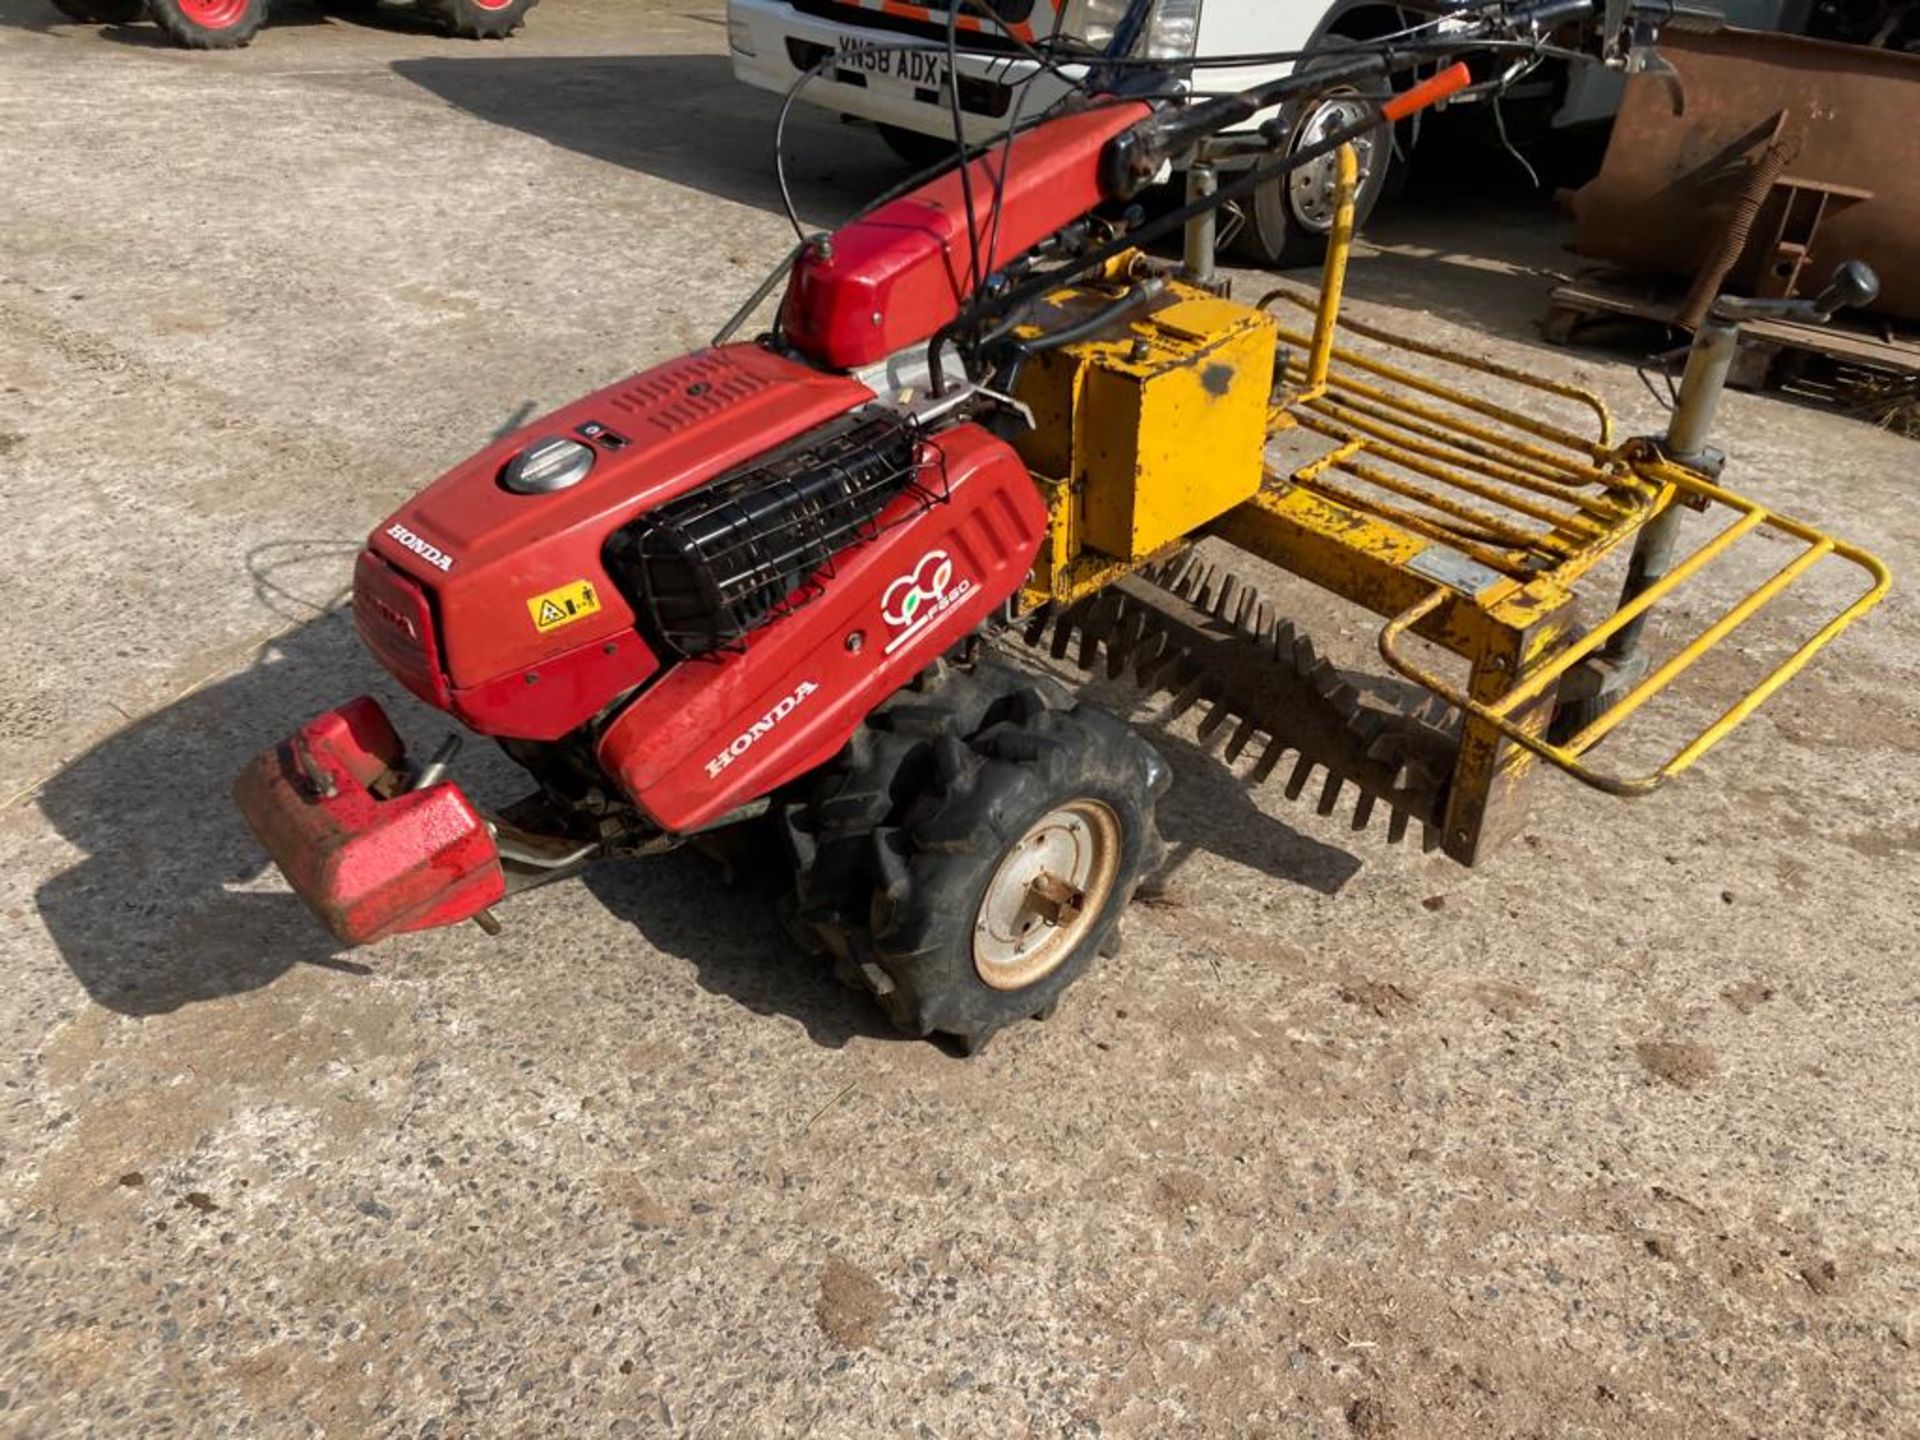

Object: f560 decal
[882,548,974,654]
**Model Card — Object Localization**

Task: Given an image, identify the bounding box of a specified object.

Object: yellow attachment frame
[1242,143,1890,817]
[1010,142,1888,861]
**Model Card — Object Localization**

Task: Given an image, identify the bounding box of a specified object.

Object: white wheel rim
[972,799,1122,991]
[1289,94,1381,235]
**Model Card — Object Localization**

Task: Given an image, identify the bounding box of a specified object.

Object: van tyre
[147,0,268,47]
[418,0,537,39]
[50,0,144,22]
[1229,39,1396,269]
[783,658,1167,1053]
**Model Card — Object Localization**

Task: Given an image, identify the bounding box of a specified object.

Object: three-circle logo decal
[881,548,973,654]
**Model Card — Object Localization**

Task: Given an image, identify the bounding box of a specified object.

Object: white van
[725,0,1409,265]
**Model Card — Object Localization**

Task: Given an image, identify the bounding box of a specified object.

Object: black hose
[997,278,1167,394]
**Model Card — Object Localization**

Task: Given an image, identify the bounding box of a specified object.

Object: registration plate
[836,42,951,91]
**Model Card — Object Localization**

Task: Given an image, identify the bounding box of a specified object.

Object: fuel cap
[501,436,595,495]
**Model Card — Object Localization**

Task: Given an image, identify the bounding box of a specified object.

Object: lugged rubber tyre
[146,0,268,48]
[49,0,145,22]
[782,656,1168,1053]
[417,0,536,39]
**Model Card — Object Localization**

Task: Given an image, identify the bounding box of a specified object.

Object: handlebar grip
[1382,61,1474,122]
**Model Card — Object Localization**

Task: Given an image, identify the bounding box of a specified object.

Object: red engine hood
[364,344,874,702]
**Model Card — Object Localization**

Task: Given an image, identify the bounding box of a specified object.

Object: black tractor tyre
[147,0,269,47]
[50,0,145,22]
[782,656,1168,1053]
[877,122,958,171]
[417,0,537,39]
[1229,41,1397,270]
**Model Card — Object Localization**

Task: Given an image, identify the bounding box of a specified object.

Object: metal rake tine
[1214,571,1240,621]
[1351,790,1376,832]
[1387,807,1411,845]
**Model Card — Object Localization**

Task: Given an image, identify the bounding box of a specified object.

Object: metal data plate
[1407,544,1507,598]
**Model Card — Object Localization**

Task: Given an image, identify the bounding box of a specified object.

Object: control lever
[1711,260,1880,325]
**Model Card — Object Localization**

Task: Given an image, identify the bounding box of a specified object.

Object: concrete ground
[2,2,1916,1435]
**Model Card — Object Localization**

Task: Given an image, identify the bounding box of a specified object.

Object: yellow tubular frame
[1233,141,1893,804]
[1376,469,1892,796]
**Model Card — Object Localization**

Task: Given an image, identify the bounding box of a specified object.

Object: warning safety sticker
[526,579,602,633]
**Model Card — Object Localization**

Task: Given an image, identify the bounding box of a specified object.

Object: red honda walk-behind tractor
[237,0,1889,1051]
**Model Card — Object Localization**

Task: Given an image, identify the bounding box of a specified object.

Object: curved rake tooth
[1213,572,1240,622]
[1047,610,1077,661]
[1387,807,1412,845]
[1022,604,1055,647]
[1289,635,1321,676]
[1316,770,1345,816]
[1270,618,1297,657]
[1351,790,1376,832]
[1246,597,1271,638]
[1106,608,1147,680]
[1224,716,1261,764]
[1420,821,1441,853]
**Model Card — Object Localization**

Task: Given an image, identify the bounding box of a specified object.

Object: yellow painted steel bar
[1566,539,1835,752]
[1293,470,1534,576]
[1268,318,1613,461]
[1298,389,1635,519]
[1283,359,1630,489]
[1329,454,1580,556]
[1301,144,1358,399]
[1292,408,1604,534]
[1483,508,1765,713]
[1375,514,1889,795]
[1295,436,1368,482]
[1265,290,1616,449]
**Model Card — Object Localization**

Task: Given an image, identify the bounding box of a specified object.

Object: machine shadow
[581,844,904,1051]
[389,51,902,224]
[27,592,893,1041]
[33,609,380,1017]
[29,535,1357,1032]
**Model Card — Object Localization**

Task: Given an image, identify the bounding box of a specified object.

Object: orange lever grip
[1381,61,1473,123]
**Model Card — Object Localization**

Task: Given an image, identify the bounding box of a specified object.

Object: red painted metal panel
[780,102,1150,370]
[596,422,1047,832]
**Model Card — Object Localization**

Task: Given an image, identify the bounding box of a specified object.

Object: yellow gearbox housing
[1012,276,1277,601]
